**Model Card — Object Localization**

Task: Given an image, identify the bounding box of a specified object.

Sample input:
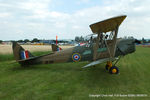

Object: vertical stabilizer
[12,42,34,61]
[51,44,62,52]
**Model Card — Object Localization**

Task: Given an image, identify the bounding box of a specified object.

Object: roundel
[72,53,81,62]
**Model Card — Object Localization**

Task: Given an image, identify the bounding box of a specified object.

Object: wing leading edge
[89,15,127,33]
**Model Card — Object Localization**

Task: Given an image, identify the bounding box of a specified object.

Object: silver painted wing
[82,57,118,68]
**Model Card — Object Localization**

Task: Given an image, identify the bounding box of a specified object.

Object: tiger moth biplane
[12,15,139,74]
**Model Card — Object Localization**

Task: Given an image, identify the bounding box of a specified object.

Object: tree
[80,36,84,42]
[142,38,146,44]
[31,38,39,43]
[75,36,85,42]
[24,39,30,43]
[75,36,80,42]
[17,40,23,42]
[0,40,2,44]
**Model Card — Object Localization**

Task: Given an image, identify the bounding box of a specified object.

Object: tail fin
[51,44,62,52]
[12,42,34,61]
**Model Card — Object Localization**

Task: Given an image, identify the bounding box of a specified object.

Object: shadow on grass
[11,62,119,87]
[12,65,52,71]
[79,64,124,89]
[11,62,85,71]
[11,62,110,77]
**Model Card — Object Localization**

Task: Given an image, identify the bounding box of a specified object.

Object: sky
[0,0,150,40]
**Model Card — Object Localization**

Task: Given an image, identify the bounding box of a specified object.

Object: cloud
[0,12,12,17]
[0,0,150,40]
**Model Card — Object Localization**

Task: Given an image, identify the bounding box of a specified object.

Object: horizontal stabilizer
[18,52,54,62]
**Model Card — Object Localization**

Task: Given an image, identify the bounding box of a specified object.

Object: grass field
[0,44,74,54]
[0,47,150,100]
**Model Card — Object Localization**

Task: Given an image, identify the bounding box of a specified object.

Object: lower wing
[82,57,118,68]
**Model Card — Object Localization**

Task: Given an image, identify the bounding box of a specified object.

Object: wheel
[109,66,119,74]
[105,65,109,71]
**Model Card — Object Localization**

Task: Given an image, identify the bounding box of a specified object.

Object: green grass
[0,47,150,100]
[0,51,51,61]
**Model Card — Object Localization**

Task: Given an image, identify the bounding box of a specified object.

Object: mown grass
[0,47,150,100]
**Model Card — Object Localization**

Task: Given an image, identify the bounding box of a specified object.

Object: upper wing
[82,57,118,68]
[89,15,127,33]
[90,15,127,60]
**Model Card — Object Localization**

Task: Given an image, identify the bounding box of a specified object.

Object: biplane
[12,15,139,74]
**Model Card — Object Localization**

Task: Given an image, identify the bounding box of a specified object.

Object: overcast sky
[0,0,150,40]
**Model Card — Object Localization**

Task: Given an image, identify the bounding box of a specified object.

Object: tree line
[0,38,40,43]
[17,38,40,43]
[0,37,150,44]
[75,36,85,42]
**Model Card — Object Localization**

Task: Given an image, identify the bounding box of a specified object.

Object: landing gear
[105,61,112,71]
[109,66,119,74]
[105,61,119,74]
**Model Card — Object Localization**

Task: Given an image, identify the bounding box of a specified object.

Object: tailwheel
[109,66,119,74]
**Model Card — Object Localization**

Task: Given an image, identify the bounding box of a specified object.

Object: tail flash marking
[20,50,29,59]
[57,47,62,51]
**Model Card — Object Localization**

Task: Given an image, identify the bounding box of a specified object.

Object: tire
[109,66,119,74]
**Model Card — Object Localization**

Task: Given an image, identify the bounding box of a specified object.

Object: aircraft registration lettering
[72,53,81,62]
